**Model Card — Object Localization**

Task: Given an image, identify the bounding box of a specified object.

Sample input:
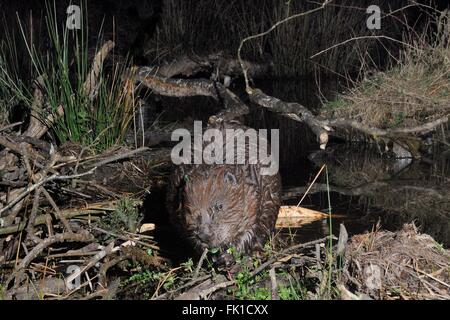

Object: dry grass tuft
[322,12,450,129]
[342,223,450,300]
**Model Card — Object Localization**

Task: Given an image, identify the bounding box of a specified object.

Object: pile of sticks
[0,117,163,299]
[0,41,165,299]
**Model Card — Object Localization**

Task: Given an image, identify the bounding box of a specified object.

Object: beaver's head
[181,165,260,252]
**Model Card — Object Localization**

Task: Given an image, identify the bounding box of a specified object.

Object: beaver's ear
[224,171,237,185]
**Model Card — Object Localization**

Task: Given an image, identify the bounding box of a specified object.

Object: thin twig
[86,147,149,169]
[0,122,23,132]
[41,187,73,233]
[25,187,43,244]
[5,232,94,290]
[238,0,331,91]
[311,35,419,59]
[0,167,97,215]
[297,164,326,206]
[193,248,209,280]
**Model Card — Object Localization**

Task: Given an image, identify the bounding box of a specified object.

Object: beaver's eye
[212,203,223,213]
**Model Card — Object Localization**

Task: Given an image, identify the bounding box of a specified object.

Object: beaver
[166,121,281,258]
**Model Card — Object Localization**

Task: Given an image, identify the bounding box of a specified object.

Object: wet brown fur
[166,121,281,255]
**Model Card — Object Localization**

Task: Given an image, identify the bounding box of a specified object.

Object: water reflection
[284,143,450,247]
[247,79,450,247]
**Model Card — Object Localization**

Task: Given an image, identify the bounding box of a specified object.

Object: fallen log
[208,83,249,124]
[248,88,448,152]
[326,115,449,137]
[134,68,218,99]
[131,70,447,154]
[153,52,271,79]
[248,88,331,149]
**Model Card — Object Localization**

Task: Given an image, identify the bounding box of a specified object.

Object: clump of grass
[0,1,135,150]
[125,269,176,290]
[146,0,401,77]
[267,0,374,78]
[278,282,306,300]
[0,18,34,126]
[323,97,350,110]
[322,11,450,129]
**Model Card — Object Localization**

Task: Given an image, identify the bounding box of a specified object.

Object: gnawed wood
[139,223,156,233]
[276,205,339,228]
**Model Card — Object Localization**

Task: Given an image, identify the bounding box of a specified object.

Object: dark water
[142,78,450,249]
[250,79,450,247]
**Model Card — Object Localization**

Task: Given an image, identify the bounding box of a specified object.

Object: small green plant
[163,274,176,291]
[233,268,262,300]
[124,268,179,294]
[249,287,271,300]
[100,197,142,233]
[180,258,194,273]
[434,241,445,254]
[278,284,302,300]
[275,269,308,300]
[324,97,349,110]
[225,252,272,300]
[126,269,161,285]
[226,246,243,263]
[263,241,274,257]
[234,273,271,300]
